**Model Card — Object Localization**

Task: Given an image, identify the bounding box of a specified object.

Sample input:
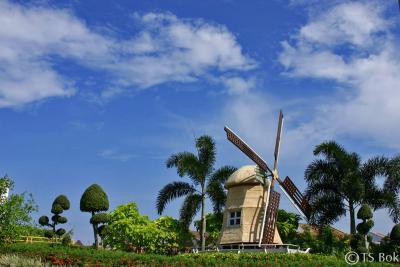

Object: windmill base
[217,243,310,254]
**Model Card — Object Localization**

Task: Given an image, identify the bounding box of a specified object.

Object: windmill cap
[225,165,270,189]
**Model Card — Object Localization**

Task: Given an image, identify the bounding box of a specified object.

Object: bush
[0,254,51,267]
[0,243,393,267]
[103,202,192,254]
[62,234,72,246]
[0,176,37,245]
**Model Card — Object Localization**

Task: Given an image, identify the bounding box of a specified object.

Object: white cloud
[220,76,256,95]
[279,1,400,148]
[0,2,255,108]
[99,149,134,162]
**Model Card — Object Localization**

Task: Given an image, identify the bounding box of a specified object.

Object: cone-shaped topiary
[80,184,109,249]
[54,195,70,210]
[39,194,70,238]
[80,184,109,212]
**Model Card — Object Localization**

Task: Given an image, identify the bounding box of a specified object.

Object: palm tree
[156,135,236,251]
[305,141,387,234]
[383,155,400,223]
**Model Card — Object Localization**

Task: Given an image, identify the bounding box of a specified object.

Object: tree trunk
[92,212,99,249]
[201,192,206,251]
[349,201,356,235]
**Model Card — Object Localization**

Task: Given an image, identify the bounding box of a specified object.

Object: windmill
[224,110,311,245]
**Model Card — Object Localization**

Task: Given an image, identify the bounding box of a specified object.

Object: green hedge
[0,243,393,267]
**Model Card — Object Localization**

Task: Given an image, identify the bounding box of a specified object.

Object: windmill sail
[224,126,273,174]
[278,176,311,220]
[261,190,280,244]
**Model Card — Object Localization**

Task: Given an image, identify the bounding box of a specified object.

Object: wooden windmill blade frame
[277,176,311,220]
[224,126,273,175]
[261,190,280,244]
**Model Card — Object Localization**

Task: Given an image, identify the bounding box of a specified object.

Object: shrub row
[0,243,395,267]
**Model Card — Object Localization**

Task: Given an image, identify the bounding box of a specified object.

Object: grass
[0,243,394,266]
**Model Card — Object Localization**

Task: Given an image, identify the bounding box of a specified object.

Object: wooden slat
[279,176,311,219]
[262,190,280,244]
[224,126,273,174]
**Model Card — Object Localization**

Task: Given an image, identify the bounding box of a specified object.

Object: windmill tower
[219,111,311,248]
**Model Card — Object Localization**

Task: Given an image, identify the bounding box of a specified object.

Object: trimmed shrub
[80,184,109,249]
[80,184,109,212]
[39,194,70,238]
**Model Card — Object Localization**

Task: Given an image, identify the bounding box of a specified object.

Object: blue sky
[1,0,399,243]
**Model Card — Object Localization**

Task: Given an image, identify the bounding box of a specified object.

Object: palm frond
[308,193,346,226]
[156,181,196,215]
[313,141,348,162]
[206,182,226,213]
[208,166,237,185]
[179,193,202,227]
[196,135,216,177]
[166,152,202,185]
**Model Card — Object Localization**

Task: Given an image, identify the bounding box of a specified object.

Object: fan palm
[305,141,388,234]
[156,135,236,251]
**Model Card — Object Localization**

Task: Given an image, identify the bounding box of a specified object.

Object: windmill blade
[224,126,273,174]
[278,176,311,220]
[261,190,280,244]
[273,110,284,171]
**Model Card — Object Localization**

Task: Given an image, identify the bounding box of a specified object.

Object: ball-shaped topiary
[80,184,109,212]
[53,195,70,210]
[90,213,110,225]
[357,204,373,220]
[56,228,66,236]
[356,220,374,235]
[39,216,49,226]
[390,224,400,242]
[51,203,63,215]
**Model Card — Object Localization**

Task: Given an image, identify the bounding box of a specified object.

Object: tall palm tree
[383,155,400,223]
[305,141,387,234]
[156,135,236,251]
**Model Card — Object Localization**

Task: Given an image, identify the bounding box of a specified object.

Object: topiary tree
[80,184,109,249]
[390,224,400,246]
[355,204,374,251]
[39,195,70,238]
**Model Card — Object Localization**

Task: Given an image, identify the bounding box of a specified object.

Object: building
[219,165,282,247]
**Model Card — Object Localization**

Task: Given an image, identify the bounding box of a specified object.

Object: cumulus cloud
[0,2,255,108]
[278,1,400,148]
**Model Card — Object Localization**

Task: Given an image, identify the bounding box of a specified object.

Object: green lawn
[0,243,394,266]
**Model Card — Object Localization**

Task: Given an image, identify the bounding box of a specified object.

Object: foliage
[80,184,109,212]
[103,202,192,254]
[293,226,350,255]
[0,243,393,267]
[352,204,374,252]
[157,135,236,251]
[390,224,400,243]
[194,212,223,247]
[276,209,301,243]
[90,212,110,224]
[39,195,70,238]
[61,234,72,246]
[305,141,389,234]
[80,184,109,249]
[0,254,52,267]
[0,176,37,245]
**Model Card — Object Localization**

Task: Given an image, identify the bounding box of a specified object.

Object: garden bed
[0,243,393,266]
